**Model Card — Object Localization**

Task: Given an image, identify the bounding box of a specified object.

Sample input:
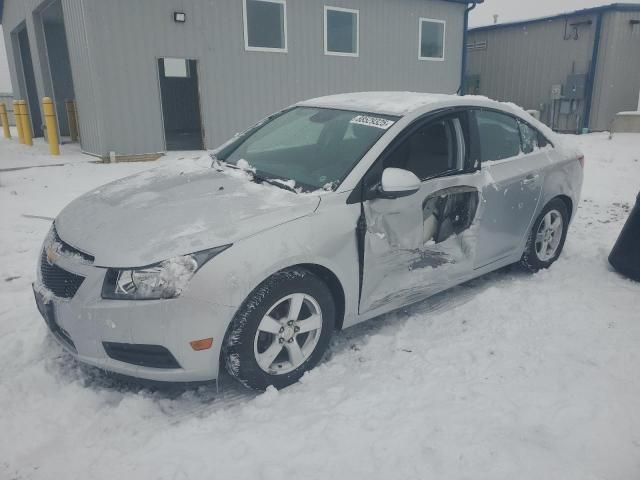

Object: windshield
[218,107,398,191]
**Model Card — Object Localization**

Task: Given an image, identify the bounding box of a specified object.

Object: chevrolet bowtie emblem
[46,245,60,265]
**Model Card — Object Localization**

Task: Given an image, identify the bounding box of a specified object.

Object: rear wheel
[521,199,569,272]
[223,268,335,391]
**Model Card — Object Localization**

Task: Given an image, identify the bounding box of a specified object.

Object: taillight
[577,155,585,168]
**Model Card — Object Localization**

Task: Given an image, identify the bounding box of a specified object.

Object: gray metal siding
[85,0,465,156]
[2,1,30,121]
[467,14,597,131]
[2,1,44,124]
[59,0,104,155]
[590,10,640,131]
[1,0,103,153]
[3,0,465,157]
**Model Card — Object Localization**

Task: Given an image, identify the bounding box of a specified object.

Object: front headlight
[101,245,231,300]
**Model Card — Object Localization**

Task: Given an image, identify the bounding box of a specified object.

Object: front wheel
[521,199,570,272]
[223,268,335,391]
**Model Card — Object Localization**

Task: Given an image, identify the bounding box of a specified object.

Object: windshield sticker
[350,115,395,130]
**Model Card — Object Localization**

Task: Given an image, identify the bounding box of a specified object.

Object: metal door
[473,111,547,268]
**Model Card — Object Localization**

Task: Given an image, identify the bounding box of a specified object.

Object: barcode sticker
[350,115,395,130]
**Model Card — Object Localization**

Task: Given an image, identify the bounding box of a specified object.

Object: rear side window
[475,110,521,162]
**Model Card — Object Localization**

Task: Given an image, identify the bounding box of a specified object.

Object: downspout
[458,2,477,95]
[583,11,603,131]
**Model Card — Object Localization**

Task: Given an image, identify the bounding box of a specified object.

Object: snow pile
[0,129,88,170]
[1,133,640,479]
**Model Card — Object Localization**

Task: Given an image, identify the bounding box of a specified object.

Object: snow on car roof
[298,91,566,154]
[299,92,452,116]
[298,91,505,117]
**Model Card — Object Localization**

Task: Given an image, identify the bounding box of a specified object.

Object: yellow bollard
[42,97,60,155]
[20,101,34,146]
[0,103,11,139]
[65,99,78,142]
[14,100,24,144]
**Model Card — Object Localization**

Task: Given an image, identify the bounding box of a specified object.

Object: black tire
[521,198,570,272]
[222,268,335,391]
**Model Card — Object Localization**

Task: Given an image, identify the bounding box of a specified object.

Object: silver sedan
[33,92,584,390]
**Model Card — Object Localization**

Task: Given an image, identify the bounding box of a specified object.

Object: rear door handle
[522,174,539,185]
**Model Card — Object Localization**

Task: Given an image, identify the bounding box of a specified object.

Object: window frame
[324,5,360,57]
[418,17,446,62]
[243,0,288,53]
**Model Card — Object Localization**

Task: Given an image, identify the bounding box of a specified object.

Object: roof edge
[0,0,482,25]
[470,3,640,32]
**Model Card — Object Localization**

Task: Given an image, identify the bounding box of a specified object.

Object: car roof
[297,91,560,152]
[297,91,508,117]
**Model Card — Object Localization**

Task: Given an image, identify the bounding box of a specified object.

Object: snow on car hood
[54,164,320,267]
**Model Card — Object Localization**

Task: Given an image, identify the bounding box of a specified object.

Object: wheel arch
[294,263,346,331]
[220,262,348,353]
[553,194,574,221]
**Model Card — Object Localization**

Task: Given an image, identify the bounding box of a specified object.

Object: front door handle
[522,174,540,185]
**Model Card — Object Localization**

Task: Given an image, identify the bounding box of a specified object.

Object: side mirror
[378,168,420,199]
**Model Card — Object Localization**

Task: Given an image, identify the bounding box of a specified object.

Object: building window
[324,6,359,57]
[243,0,287,52]
[419,18,446,61]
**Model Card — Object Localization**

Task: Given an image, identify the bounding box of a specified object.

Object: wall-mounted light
[174,12,186,23]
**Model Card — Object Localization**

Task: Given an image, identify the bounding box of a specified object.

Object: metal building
[0,0,480,160]
[466,3,640,132]
[0,92,14,124]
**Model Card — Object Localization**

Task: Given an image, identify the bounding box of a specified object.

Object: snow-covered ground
[1,131,639,479]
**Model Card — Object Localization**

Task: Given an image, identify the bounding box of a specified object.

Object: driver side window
[384,114,467,181]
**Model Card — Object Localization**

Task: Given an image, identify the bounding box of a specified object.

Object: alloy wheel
[535,209,564,262]
[253,293,323,375]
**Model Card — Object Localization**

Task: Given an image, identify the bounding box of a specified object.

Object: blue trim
[470,3,640,32]
[0,0,4,24]
[583,11,604,130]
[459,2,477,94]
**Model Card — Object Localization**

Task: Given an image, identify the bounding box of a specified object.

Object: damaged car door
[358,110,484,315]
[472,110,547,268]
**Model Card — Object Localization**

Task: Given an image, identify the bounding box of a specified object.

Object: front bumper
[34,251,236,382]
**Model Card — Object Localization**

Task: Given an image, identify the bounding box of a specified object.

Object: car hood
[55,165,320,267]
